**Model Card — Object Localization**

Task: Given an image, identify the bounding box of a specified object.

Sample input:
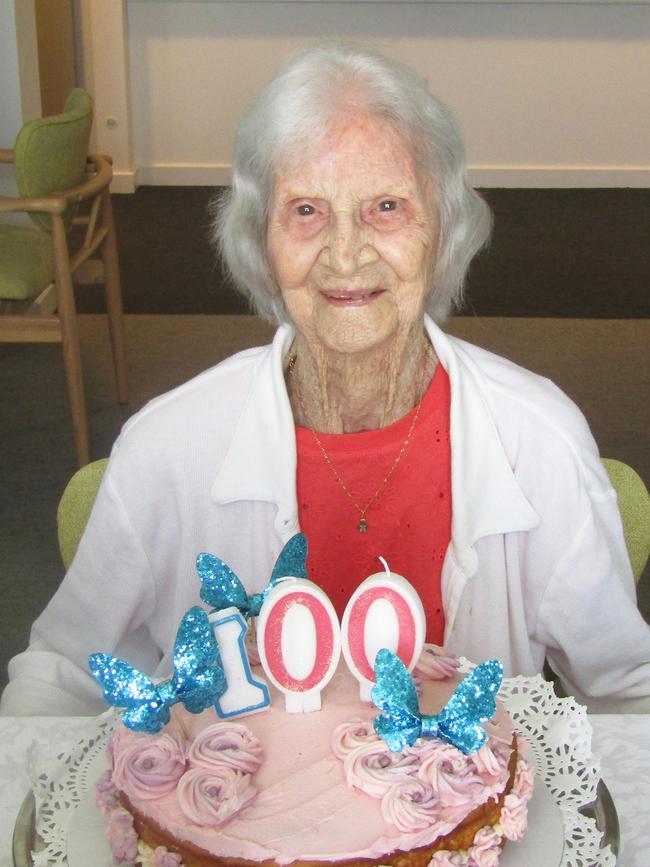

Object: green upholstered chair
[57,457,109,569]
[56,458,649,587]
[602,458,650,582]
[0,89,128,467]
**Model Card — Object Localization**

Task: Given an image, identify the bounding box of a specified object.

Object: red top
[296,365,452,643]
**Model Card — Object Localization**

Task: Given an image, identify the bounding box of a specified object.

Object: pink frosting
[413,645,461,681]
[111,728,187,801]
[381,778,439,832]
[343,738,419,797]
[498,792,528,842]
[96,769,120,815]
[176,765,256,826]
[512,756,535,801]
[471,744,502,779]
[150,846,183,867]
[106,806,139,863]
[467,825,503,867]
[416,743,490,808]
[188,722,263,774]
[497,753,533,841]
[105,666,520,864]
[331,719,377,759]
[427,748,534,865]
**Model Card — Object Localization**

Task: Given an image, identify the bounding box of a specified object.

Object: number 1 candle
[208,607,270,717]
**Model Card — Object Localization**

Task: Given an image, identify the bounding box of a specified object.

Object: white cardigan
[3,318,650,715]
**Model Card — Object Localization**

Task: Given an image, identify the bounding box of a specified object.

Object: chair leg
[52,214,91,467]
[101,190,129,403]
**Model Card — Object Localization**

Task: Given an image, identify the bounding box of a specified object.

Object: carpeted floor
[1,314,648,693]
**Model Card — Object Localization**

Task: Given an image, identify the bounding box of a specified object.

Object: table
[0,715,648,866]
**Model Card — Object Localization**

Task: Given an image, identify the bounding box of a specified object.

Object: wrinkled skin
[267,112,440,432]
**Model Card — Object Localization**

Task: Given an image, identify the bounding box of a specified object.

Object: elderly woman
[2,44,649,716]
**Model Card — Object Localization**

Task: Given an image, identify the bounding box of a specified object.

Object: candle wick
[377,556,390,576]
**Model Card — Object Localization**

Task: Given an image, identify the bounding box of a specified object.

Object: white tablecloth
[0,715,648,866]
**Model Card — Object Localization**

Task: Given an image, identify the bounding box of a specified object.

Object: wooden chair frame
[0,149,128,466]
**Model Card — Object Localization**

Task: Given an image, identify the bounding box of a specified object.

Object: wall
[50,1,650,191]
[0,1,40,207]
[35,0,76,116]
[0,3,22,160]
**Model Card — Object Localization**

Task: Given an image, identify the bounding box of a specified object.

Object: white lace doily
[458,662,617,867]
[26,712,115,867]
[25,673,616,867]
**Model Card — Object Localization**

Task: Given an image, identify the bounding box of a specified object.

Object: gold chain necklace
[287,353,424,533]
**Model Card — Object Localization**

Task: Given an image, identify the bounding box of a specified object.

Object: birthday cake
[91,538,534,867]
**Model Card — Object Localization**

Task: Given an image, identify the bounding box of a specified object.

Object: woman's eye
[378,200,398,212]
[295,203,316,217]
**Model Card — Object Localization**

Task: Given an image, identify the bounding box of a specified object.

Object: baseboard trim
[111,169,139,194]
[469,165,650,188]
[135,164,232,187]
[120,163,650,190]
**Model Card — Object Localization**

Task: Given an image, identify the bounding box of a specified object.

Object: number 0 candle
[257,579,341,713]
[341,558,426,701]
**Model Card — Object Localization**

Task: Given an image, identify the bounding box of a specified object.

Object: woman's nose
[326,214,376,275]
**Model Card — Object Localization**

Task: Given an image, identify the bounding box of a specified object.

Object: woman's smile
[320,288,386,306]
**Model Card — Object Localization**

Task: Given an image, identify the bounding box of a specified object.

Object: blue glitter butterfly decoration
[371,649,503,755]
[196,532,308,618]
[89,606,226,734]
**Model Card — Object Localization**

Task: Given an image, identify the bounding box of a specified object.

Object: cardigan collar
[424,317,539,575]
[210,324,300,540]
[211,317,539,563]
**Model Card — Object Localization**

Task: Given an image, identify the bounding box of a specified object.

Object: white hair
[212,42,492,323]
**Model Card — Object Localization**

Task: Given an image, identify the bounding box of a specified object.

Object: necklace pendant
[358,517,368,533]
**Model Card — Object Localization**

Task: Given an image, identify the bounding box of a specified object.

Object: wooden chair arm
[0,148,15,164]
[0,194,67,216]
[0,154,113,218]
[56,153,113,205]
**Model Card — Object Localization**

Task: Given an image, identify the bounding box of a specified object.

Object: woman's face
[266,114,439,357]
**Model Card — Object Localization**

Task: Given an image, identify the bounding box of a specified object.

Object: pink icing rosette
[343,739,419,798]
[416,742,487,807]
[381,778,439,832]
[176,765,256,826]
[331,719,378,759]
[96,769,120,815]
[106,806,139,862]
[494,754,533,842]
[512,756,535,801]
[413,644,460,681]
[471,744,502,779]
[466,825,503,867]
[188,722,263,774]
[111,728,187,801]
[499,792,528,842]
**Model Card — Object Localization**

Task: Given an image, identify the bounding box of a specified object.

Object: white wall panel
[107,2,650,187]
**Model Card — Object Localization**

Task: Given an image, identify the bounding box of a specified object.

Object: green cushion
[57,458,109,569]
[14,88,93,233]
[603,458,650,581]
[0,223,54,300]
